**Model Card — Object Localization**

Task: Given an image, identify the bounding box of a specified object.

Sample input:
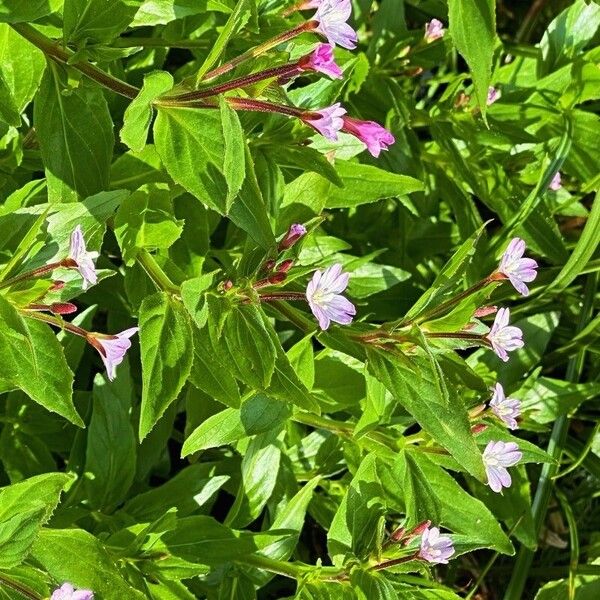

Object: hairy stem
[137,250,180,295]
[0,260,73,290]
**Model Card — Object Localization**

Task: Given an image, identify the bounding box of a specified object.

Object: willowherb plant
[0,1,598,600]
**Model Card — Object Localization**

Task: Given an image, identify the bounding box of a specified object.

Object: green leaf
[397,449,513,554]
[448,0,496,112]
[0,473,72,568]
[63,0,140,45]
[181,394,291,456]
[0,0,62,22]
[121,71,174,152]
[367,345,486,481]
[34,62,114,203]
[195,0,256,82]
[83,373,137,512]
[154,101,246,215]
[133,0,227,27]
[114,184,184,265]
[139,292,194,439]
[31,529,146,600]
[0,296,82,426]
[0,71,20,126]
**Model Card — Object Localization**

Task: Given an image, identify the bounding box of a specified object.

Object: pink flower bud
[50,302,78,315]
[474,305,498,318]
[49,280,66,291]
[342,116,395,157]
[276,259,294,273]
[424,19,445,43]
[278,224,307,251]
[470,423,488,435]
[267,272,288,285]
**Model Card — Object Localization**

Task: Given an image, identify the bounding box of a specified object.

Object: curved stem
[10,23,139,99]
[137,250,180,295]
[0,572,42,600]
[21,309,89,338]
[0,260,71,290]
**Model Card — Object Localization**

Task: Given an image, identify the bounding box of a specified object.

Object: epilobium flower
[306,263,356,330]
[298,43,343,78]
[424,18,445,43]
[487,86,501,105]
[549,171,562,191]
[302,103,346,140]
[313,0,357,49]
[486,307,524,362]
[482,440,522,493]
[498,237,538,296]
[88,327,139,381]
[69,225,99,290]
[342,117,395,157]
[489,383,521,430]
[279,223,307,250]
[51,583,94,600]
[418,527,455,564]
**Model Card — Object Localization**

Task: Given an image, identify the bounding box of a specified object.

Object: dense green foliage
[0,1,598,599]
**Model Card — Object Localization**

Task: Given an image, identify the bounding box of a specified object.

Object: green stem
[236,553,344,580]
[201,21,316,82]
[293,411,354,434]
[137,250,180,295]
[554,422,600,480]
[10,23,139,99]
[503,273,598,600]
[266,300,314,333]
[21,309,89,338]
[424,332,486,343]
[0,571,42,600]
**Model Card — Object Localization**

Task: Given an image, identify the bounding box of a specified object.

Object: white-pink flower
[482,440,522,493]
[549,172,562,191]
[489,383,521,430]
[302,103,346,140]
[418,526,455,564]
[486,307,524,362]
[306,263,356,330]
[88,327,139,381]
[51,583,94,600]
[342,116,395,157]
[298,43,343,79]
[498,237,538,296]
[424,18,445,43]
[68,225,99,290]
[487,86,501,105]
[313,0,357,49]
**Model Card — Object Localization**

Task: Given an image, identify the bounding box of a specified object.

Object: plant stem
[21,309,89,338]
[10,23,139,99]
[503,273,598,600]
[113,37,209,49]
[236,552,344,580]
[136,249,180,295]
[370,553,419,571]
[424,332,486,343]
[0,260,72,290]
[226,96,304,118]
[167,62,301,102]
[258,291,306,302]
[201,21,316,82]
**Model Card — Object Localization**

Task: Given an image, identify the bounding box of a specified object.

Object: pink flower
[342,116,395,157]
[51,583,94,600]
[302,103,346,140]
[279,223,307,250]
[418,527,455,564]
[498,237,538,296]
[549,172,562,191]
[298,43,343,79]
[482,440,522,493]
[487,86,501,105]
[88,327,139,381]
[486,307,524,362]
[424,18,445,43]
[313,0,357,49]
[68,225,99,290]
[306,263,356,330]
[489,383,521,430]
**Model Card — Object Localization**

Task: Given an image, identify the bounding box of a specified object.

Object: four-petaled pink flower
[298,43,343,79]
[487,86,501,105]
[342,117,395,157]
[424,18,445,43]
[51,583,94,600]
[88,327,139,381]
[68,225,99,290]
[302,103,346,140]
[418,526,455,564]
[549,172,562,191]
[498,237,538,296]
[489,383,521,430]
[482,440,522,493]
[313,0,357,49]
[486,307,524,362]
[306,263,356,330]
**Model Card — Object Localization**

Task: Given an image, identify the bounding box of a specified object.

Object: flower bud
[471,423,488,435]
[223,280,234,291]
[49,280,66,291]
[278,224,307,251]
[474,305,498,318]
[267,272,288,285]
[50,302,78,315]
[263,259,276,272]
[390,526,406,542]
[276,259,294,273]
